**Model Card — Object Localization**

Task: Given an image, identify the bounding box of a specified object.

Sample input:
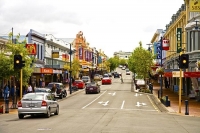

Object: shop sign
[184,72,200,77]
[53,70,62,74]
[156,42,161,59]
[172,71,183,77]
[162,39,170,51]
[26,44,37,55]
[176,28,182,53]
[33,68,40,73]
[41,68,53,74]
[190,0,200,12]
[164,72,172,77]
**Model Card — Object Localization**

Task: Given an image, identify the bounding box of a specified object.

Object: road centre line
[121,100,125,109]
[82,90,107,109]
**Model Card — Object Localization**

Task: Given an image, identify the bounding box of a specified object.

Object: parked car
[17,92,59,119]
[102,77,112,84]
[82,76,91,85]
[34,88,51,93]
[47,82,67,99]
[85,82,100,94]
[103,74,109,78]
[73,80,85,89]
[122,67,126,70]
[114,72,120,78]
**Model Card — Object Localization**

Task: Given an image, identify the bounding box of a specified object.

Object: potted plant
[156,67,164,75]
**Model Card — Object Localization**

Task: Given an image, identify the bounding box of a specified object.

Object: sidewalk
[0,87,83,115]
[153,85,200,117]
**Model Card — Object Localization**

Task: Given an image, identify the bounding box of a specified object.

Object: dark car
[114,72,120,78]
[47,82,67,99]
[85,82,100,94]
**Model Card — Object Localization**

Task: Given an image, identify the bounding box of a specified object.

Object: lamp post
[160,37,163,99]
[69,43,72,94]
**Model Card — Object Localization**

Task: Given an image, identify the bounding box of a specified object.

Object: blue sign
[98,56,102,64]
[174,85,179,92]
[156,42,161,59]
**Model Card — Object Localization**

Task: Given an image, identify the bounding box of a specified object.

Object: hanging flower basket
[156,67,164,75]
[197,61,200,68]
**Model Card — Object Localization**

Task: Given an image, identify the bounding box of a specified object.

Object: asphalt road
[0,69,200,133]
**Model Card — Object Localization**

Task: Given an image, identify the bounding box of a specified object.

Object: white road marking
[134,93,142,97]
[121,100,125,109]
[84,108,157,112]
[136,102,147,107]
[82,90,107,109]
[108,92,116,96]
[98,101,109,106]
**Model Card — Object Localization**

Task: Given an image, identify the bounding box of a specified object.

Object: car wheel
[55,106,59,115]
[60,93,63,99]
[64,92,67,97]
[18,114,24,119]
[85,91,88,94]
[45,109,51,118]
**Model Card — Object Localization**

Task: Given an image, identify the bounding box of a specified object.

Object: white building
[113,51,132,59]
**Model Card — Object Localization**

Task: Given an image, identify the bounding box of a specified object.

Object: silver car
[17,93,59,119]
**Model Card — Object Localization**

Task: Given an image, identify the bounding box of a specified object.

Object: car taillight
[41,100,47,106]
[18,101,22,107]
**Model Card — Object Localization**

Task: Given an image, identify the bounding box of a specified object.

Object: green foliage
[107,56,120,71]
[71,58,80,77]
[0,33,33,86]
[119,59,127,65]
[128,41,155,80]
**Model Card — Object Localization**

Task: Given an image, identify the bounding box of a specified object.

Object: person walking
[27,85,33,93]
[3,84,9,100]
[120,75,123,84]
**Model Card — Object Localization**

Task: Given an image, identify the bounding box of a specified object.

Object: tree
[119,59,127,66]
[0,33,34,86]
[71,58,80,78]
[128,41,154,82]
[107,56,120,71]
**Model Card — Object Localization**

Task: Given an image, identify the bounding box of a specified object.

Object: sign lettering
[190,0,200,12]
[176,28,182,53]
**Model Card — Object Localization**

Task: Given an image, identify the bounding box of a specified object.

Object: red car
[102,77,112,85]
[73,80,85,89]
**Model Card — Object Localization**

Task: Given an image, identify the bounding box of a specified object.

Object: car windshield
[126,70,129,72]
[35,88,50,93]
[75,80,82,83]
[103,74,109,77]
[86,83,96,87]
[82,76,89,79]
[22,93,44,101]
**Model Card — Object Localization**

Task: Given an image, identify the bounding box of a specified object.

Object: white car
[122,67,126,70]
[126,71,131,75]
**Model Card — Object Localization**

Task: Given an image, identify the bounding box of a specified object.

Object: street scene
[1,0,200,133]
[0,68,200,133]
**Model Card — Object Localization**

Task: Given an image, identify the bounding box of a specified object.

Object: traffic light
[179,54,189,69]
[14,55,25,69]
[14,55,22,69]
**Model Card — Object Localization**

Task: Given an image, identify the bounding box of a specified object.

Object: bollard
[5,99,9,113]
[158,90,160,98]
[185,100,189,115]
[165,95,168,107]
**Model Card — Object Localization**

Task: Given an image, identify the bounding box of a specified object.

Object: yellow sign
[190,0,200,12]
[172,71,184,77]
[52,52,59,58]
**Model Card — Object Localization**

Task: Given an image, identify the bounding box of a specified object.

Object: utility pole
[69,43,72,94]
[160,37,163,99]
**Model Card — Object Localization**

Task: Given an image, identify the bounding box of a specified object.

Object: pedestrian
[120,75,123,83]
[51,84,57,98]
[3,84,9,100]
[27,84,33,93]
[149,83,153,93]
[10,85,15,97]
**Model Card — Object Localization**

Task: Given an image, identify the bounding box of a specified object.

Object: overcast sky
[0,0,184,57]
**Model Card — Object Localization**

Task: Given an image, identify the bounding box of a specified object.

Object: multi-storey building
[151,1,200,98]
[113,51,132,60]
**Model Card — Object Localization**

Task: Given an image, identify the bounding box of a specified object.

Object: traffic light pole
[20,69,23,100]
[179,52,183,113]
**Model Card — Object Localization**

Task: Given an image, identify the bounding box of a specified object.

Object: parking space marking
[82,90,107,109]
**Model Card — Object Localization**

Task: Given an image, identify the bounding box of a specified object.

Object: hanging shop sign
[176,28,182,53]
[162,39,170,51]
[190,0,200,12]
[26,43,37,55]
[156,42,161,59]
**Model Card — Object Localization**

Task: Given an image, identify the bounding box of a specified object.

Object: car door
[46,94,56,112]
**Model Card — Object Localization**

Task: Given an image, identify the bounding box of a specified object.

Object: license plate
[90,88,93,90]
[29,104,35,107]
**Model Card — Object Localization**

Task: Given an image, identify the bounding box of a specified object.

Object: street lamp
[160,37,163,99]
[69,43,72,94]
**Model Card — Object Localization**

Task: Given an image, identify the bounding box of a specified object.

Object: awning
[34,63,44,68]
